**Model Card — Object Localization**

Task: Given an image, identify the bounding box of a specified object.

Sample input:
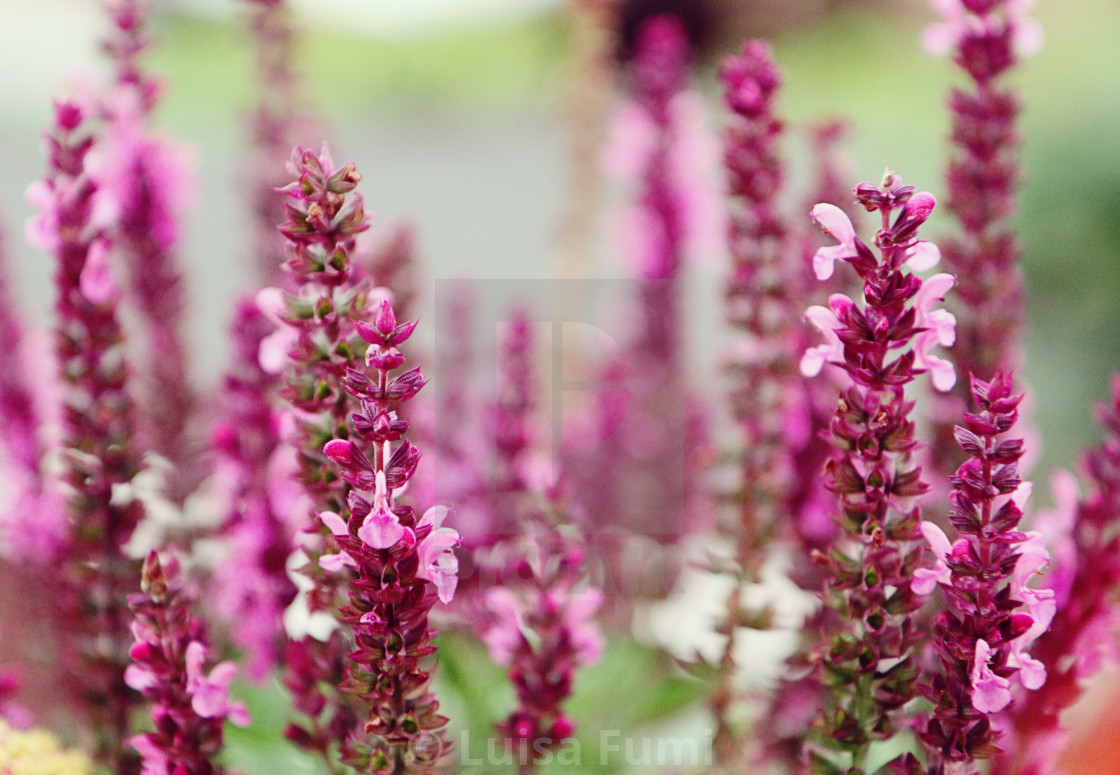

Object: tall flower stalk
[0,223,62,563]
[26,97,145,773]
[209,299,296,681]
[798,172,956,773]
[992,375,1120,775]
[319,298,459,772]
[925,0,1041,476]
[914,372,1050,774]
[710,39,795,768]
[243,0,303,287]
[97,0,197,494]
[478,311,602,773]
[268,144,369,763]
[126,551,249,773]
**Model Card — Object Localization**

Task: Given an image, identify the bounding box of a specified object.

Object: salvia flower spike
[28,96,147,772]
[915,372,1051,774]
[126,550,249,774]
[924,0,1041,479]
[269,143,370,762]
[321,297,459,773]
[991,374,1120,775]
[712,38,800,768]
[799,171,955,774]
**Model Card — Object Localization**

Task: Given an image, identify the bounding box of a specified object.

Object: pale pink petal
[79,240,116,303]
[801,304,844,377]
[810,203,856,244]
[319,550,358,573]
[185,640,206,684]
[254,286,286,324]
[1013,18,1044,57]
[1013,651,1047,690]
[357,509,407,550]
[905,240,941,271]
[913,521,954,594]
[971,639,1012,713]
[417,526,461,603]
[812,244,848,281]
[417,504,449,530]
[258,328,295,375]
[319,511,349,537]
[922,20,958,56]
[916,273,957,314]
[927,354,957,392]
[124,664,158,692]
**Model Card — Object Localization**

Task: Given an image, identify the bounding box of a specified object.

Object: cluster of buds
[126,551,249,774]
[319,299,459,773]
[915,372,1051,772]
[799,172,955,774]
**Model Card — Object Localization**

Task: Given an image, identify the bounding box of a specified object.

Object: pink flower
[416,505,460,603]
[79,239,117,303]
[357,508,408,551]
[129,735,170,775]
[24,180,62,253]
[254,286,298,375]
[483,587,525,667]
[912,273,958,391]
[923,0,1043,58]
[809,203,858,280]
[913,521,954,595]
[185,641,250,726]
[800,294,854,377]
[354,469,410,550]
[1004,531,1055,690]
[970,639,1012,713]
[560,588,604,666]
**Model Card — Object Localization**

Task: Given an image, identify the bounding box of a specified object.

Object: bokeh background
[2,0,1120,771]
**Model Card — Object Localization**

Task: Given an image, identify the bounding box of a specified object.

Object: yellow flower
[0,719,91,775]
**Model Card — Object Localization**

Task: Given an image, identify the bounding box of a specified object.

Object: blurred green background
[2,0,1119,771]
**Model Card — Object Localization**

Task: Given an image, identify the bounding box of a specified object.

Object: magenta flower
[992,375,1120,775]
[270,143,373,762]
[481,541,603,770]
